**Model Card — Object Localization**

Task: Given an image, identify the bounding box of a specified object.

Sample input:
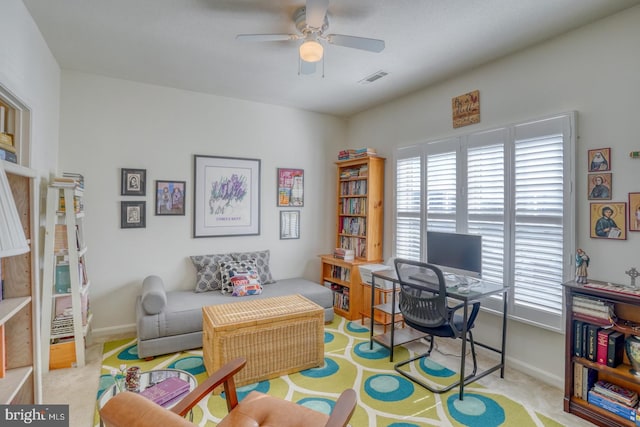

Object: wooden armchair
[99,357,357,427]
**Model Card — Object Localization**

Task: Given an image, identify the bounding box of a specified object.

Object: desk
[369,269,509,400]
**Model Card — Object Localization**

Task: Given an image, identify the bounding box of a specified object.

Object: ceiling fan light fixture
[299,39,323,62]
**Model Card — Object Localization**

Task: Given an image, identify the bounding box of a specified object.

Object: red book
[597,329,614,365]
[140,377,190,406]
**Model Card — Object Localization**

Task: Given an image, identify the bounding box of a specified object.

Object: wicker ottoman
[202,294,324,392]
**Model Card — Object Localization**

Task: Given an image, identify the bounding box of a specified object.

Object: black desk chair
[393,258,481,394]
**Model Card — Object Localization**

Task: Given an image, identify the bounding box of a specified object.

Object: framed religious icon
[193,155,260,237]
[629,193,640,232]
[587,173,612,200]
[121,168,147,196]
[121,201,146,229]
[155,180,186,215]
[587,148,611,172]
[277,168,304,207]
[590,202,626,240]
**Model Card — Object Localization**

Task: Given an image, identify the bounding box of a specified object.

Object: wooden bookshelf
[564,280,640,426]
[320,155,385,320]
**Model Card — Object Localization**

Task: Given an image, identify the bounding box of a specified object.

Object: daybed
[136,250,333,358]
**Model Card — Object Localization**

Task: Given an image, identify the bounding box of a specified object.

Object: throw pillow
[219,259,261,294]
[190,253,234,292]
[229,271,263,297]
[231,249,276,284]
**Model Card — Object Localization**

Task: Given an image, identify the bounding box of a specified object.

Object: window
[393,113,575,331]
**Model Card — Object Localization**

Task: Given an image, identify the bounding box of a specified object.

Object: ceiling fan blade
[326,34,385,52]
[305,0,329,29]
[236,34,297,42]
[300,59,317,75]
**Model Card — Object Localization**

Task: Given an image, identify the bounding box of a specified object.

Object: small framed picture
[587,148,611,172]
[590,202,626,240]
[121,168,146,196]
[121,201,146,228]
[629,193,640,232]
[155,180,186,216]
[587,173,612,200]
[277,168,304,207]
[280,210,300,239]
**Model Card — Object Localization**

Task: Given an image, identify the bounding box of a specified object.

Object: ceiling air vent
[359,70,389,85]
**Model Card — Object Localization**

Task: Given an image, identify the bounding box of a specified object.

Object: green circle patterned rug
[96,316,564,426]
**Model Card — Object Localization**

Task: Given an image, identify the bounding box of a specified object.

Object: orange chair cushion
[218,391,331,427]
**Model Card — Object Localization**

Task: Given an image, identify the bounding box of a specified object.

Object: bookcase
[564,279,640,426]
[0,161,39,404]
[41,180,92,372]
[320,156,385,320]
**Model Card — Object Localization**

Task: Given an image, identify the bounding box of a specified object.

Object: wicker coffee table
[202,294,324,392]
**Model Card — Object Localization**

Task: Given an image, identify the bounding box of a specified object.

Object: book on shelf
[597,329,615,365]
[586,324,601,362]
[573,320,584,357]
[587,390,637,422]
[607,331,625,368]
[582,366,597,401]
[0,139,15,153]
[593,380,639,407]
[0,147,17,163]
[55,263,71,294]
[333,248,354,261]
[573,362,583,398]
[139,376,190,406]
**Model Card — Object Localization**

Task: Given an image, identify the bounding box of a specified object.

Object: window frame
[392,112,576,332]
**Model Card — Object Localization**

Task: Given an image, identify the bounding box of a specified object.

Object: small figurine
[575,249,589,284]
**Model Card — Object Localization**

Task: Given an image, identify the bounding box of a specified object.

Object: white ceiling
[22,0,640,117]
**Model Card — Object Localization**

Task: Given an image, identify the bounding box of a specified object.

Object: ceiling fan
[235,0,385,75]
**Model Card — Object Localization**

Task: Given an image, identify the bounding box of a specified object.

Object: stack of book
[140,377,190,406]
[338,148,377,160]
[572,295,615,325]
[0,136,16,163]
[333,248,354,261]
[587,380,638,422]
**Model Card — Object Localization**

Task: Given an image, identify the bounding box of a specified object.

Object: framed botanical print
[121,201,146,229]
[587,148,611,172]
[193,155,260,237]
[590,202,626,240]
[155,180,186,216]
[277,168,304,207]
[121,168,146,196]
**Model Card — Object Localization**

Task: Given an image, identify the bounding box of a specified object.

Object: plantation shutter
[395,153,422,260]
[426,151,456,232]
[512,118,566,320]
[467,136,505,284]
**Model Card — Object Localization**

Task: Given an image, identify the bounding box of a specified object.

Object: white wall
[346,6,640,387]
[0,0,60,175]
[58,71,346,336]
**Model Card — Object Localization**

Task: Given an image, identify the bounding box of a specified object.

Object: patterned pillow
[231,250,276,284]
[220,259,262,294]
[229,271,263,297]
[190,253,234,292]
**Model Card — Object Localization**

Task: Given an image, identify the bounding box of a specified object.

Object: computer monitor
[426,231,482,279]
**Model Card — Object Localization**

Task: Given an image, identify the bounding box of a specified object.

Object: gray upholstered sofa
[136,275,334,358]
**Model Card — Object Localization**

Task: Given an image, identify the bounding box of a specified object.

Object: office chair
[393,258,480,394]
[99,357,357,427]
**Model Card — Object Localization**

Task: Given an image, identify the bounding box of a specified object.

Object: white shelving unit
[0,161,40,403]
[41,183,92,373]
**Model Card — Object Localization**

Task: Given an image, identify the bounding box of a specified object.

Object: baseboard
[91,323,136,343]
[505,355,564,389]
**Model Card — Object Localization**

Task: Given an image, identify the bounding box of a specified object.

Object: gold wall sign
[452,90,480,128]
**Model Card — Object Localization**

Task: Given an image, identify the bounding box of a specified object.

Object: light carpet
[96,315,563,426]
